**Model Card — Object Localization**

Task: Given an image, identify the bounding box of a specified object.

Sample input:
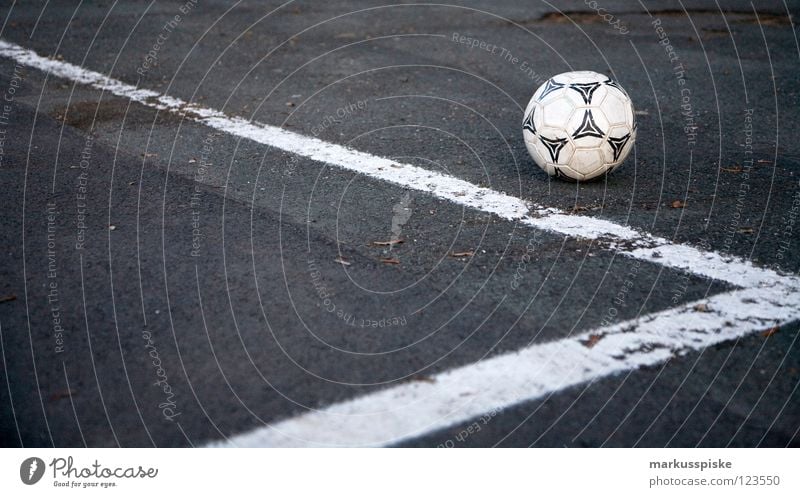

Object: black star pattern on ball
[538,79,565,100]
[568,81,602,104]
[539,135,568,163]
[572,109,605,140]
[607,133,632,161]
[523,108,536,135]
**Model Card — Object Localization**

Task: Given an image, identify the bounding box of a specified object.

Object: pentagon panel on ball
[522,70,636,181]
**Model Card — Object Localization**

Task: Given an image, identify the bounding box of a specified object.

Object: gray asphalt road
[0,0,798,447]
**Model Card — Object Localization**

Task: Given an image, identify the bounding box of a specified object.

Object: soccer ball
[522,71,636,181]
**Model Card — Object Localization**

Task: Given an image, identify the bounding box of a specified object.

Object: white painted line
[3,39,798,448]
[208,282,799,447]
[0,38,790,290]
[525,215,793,289]
[0,39,531,221]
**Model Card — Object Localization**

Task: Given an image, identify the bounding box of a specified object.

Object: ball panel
[607,123,632,139]
[599,92,629,126]
[531,139,550,170]
[599,139,616,165]
[541,97,576,127]
[557,139,576,166]
[563,88,588,109]
[570,148,605,176]
[524,136,545,169]
[587,84,608,107]
[533,101,544,131]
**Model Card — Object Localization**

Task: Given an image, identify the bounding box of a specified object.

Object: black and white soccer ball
[522,71,636,181]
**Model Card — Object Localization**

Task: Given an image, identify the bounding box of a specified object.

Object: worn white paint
[209,282,799,447]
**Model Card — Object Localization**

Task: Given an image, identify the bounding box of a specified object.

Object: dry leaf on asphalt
[582,334,602,348]
[50,389,77,401]
[370,239,403,246]
[450,251,474,258]
[409,374,436,383]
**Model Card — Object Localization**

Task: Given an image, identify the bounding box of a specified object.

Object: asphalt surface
[0,0,799,447]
